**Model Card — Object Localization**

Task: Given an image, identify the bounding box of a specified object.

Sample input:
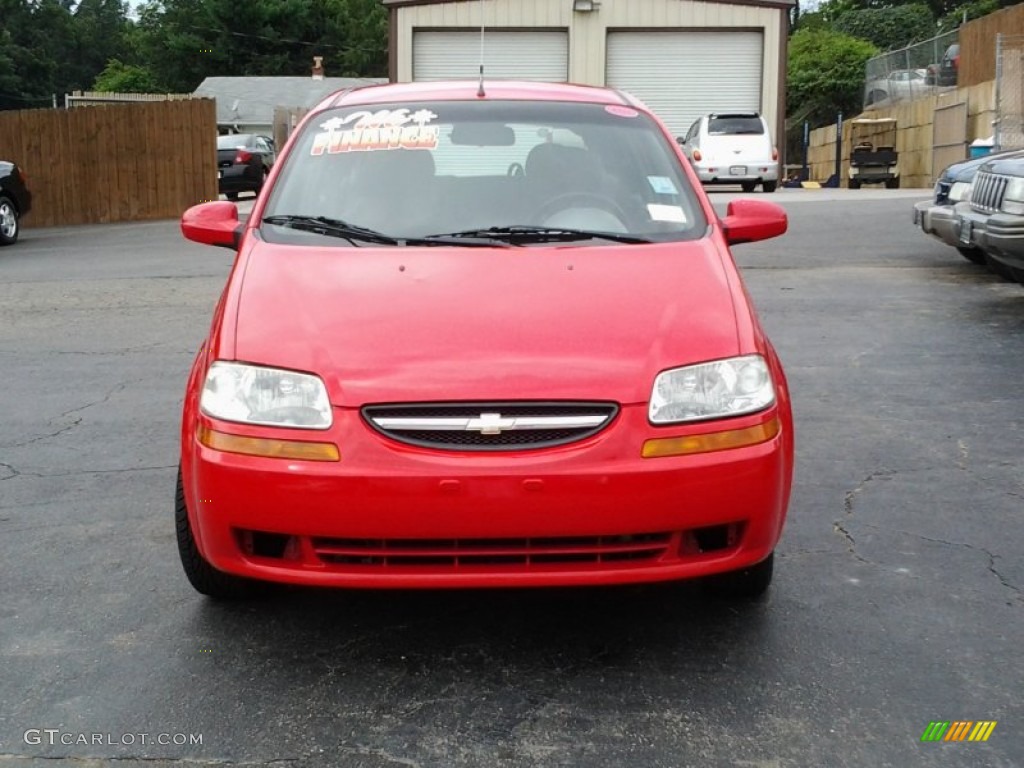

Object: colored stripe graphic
[921,720,996,742]
[969,722,997,742]
[945,721,972,741]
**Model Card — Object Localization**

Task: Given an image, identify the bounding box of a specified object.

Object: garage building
[381,0,794,148]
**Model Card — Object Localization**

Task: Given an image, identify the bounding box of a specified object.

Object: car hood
[944,149,1024,182]
[232,239,741,406]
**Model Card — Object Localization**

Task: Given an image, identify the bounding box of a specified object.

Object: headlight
[947,181,971,203]
[1002,178,1024,214]
[649,355,775,424]
[200,362,332,429]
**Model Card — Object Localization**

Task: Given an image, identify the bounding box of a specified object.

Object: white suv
[679,112,779,193]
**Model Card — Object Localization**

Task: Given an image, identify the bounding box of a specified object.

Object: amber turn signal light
[198,425,340,461]
[642,417,780,458]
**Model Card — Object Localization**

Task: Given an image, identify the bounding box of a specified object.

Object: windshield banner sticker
[311,109,440,155]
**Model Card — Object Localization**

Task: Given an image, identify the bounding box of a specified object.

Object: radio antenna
[477,0,486,97]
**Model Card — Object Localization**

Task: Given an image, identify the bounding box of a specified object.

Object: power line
[176,23,384,56]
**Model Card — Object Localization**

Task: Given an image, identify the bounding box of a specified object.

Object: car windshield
[708,116,764,135]
[262,100,706,245]
[217,134,252,149]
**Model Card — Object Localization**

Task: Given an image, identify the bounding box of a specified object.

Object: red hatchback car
[177,81,793,600]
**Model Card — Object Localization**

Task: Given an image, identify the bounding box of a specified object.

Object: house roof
[193,76,388,126]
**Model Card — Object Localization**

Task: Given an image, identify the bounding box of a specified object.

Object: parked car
[864,68,929,106]
[679,112,779,193]
[0,160,31,246]
[176,80,793,601]
[216,133,275,201]
[913,148,1024,265]
[954,154,1024,284]
[938,43,960,87]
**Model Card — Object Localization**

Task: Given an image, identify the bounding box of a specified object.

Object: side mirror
[181,201,243,249]
[721,199,787,245]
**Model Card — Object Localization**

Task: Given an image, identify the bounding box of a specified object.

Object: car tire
[956,246,986,266]
[741,181,757,193]
[848,179,861,190]
[0,195,19,246]
[762,181,778,193]
[175,467,257,599]
[885,178,900,189]
[225,191,239,202]
[704,552,774,600]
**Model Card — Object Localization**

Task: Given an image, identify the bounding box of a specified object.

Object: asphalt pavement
[0,188,1021,767]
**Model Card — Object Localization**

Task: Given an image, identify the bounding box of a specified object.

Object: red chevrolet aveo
[177,81,793,600]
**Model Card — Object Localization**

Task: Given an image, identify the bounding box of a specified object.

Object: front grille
[970,172,1008,214]
[311,532,672,568]
[362,401,618,451]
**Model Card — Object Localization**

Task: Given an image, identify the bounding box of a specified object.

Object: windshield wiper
[262,215,400,245]
[262,215,510,247]
[424,226,653,245]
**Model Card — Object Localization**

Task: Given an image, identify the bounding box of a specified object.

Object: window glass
[264,100,706,244]
[707,116,764,135]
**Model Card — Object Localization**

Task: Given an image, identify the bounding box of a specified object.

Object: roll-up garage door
[413,30,569,82]
[607,31,763,138]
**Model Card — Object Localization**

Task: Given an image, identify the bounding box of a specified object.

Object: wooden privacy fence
[0,99,217,228]
[960,4,1024,88]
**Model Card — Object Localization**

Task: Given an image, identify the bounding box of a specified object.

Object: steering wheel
[507,162,526,178]
[531,192,629,227]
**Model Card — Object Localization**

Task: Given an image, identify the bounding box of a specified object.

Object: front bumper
[913,201,961,248]
[182,404,792,589]
[984,212,1024,270]
[952,202,990,253]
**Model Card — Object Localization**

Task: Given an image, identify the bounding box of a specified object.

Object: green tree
[133,0,387,93]
[937,0,1001,31]
[0,0,134,110]
[788,27,879,127]
[92,58,160,92]
[834,4,936,51]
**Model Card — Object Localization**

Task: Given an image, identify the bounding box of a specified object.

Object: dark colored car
[0,160,32,246]
[216,134,276,201]
[938,43,959,87]
[955,154,1024,284]
[913,148,1024,265]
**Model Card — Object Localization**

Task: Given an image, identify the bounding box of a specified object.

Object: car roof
[313,80,637,112]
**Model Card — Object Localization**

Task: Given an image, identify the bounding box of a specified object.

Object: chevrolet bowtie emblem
[466,412,516,435]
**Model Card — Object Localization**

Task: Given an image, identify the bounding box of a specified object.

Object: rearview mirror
[181,201,243,250]
[721,199,787,245]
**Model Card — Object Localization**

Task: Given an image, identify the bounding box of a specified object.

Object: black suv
[0,160,32,246]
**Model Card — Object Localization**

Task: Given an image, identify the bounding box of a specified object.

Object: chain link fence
[863,30,959,108]
[996,34,1024,150]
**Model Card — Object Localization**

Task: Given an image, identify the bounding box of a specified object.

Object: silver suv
[679,112,779,193]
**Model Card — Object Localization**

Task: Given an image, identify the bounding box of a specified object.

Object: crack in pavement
[0,464,177,482]
[842,468,896,517]
[834,469,898,565]
[880,525,1023,600]
[5,381,134,449]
